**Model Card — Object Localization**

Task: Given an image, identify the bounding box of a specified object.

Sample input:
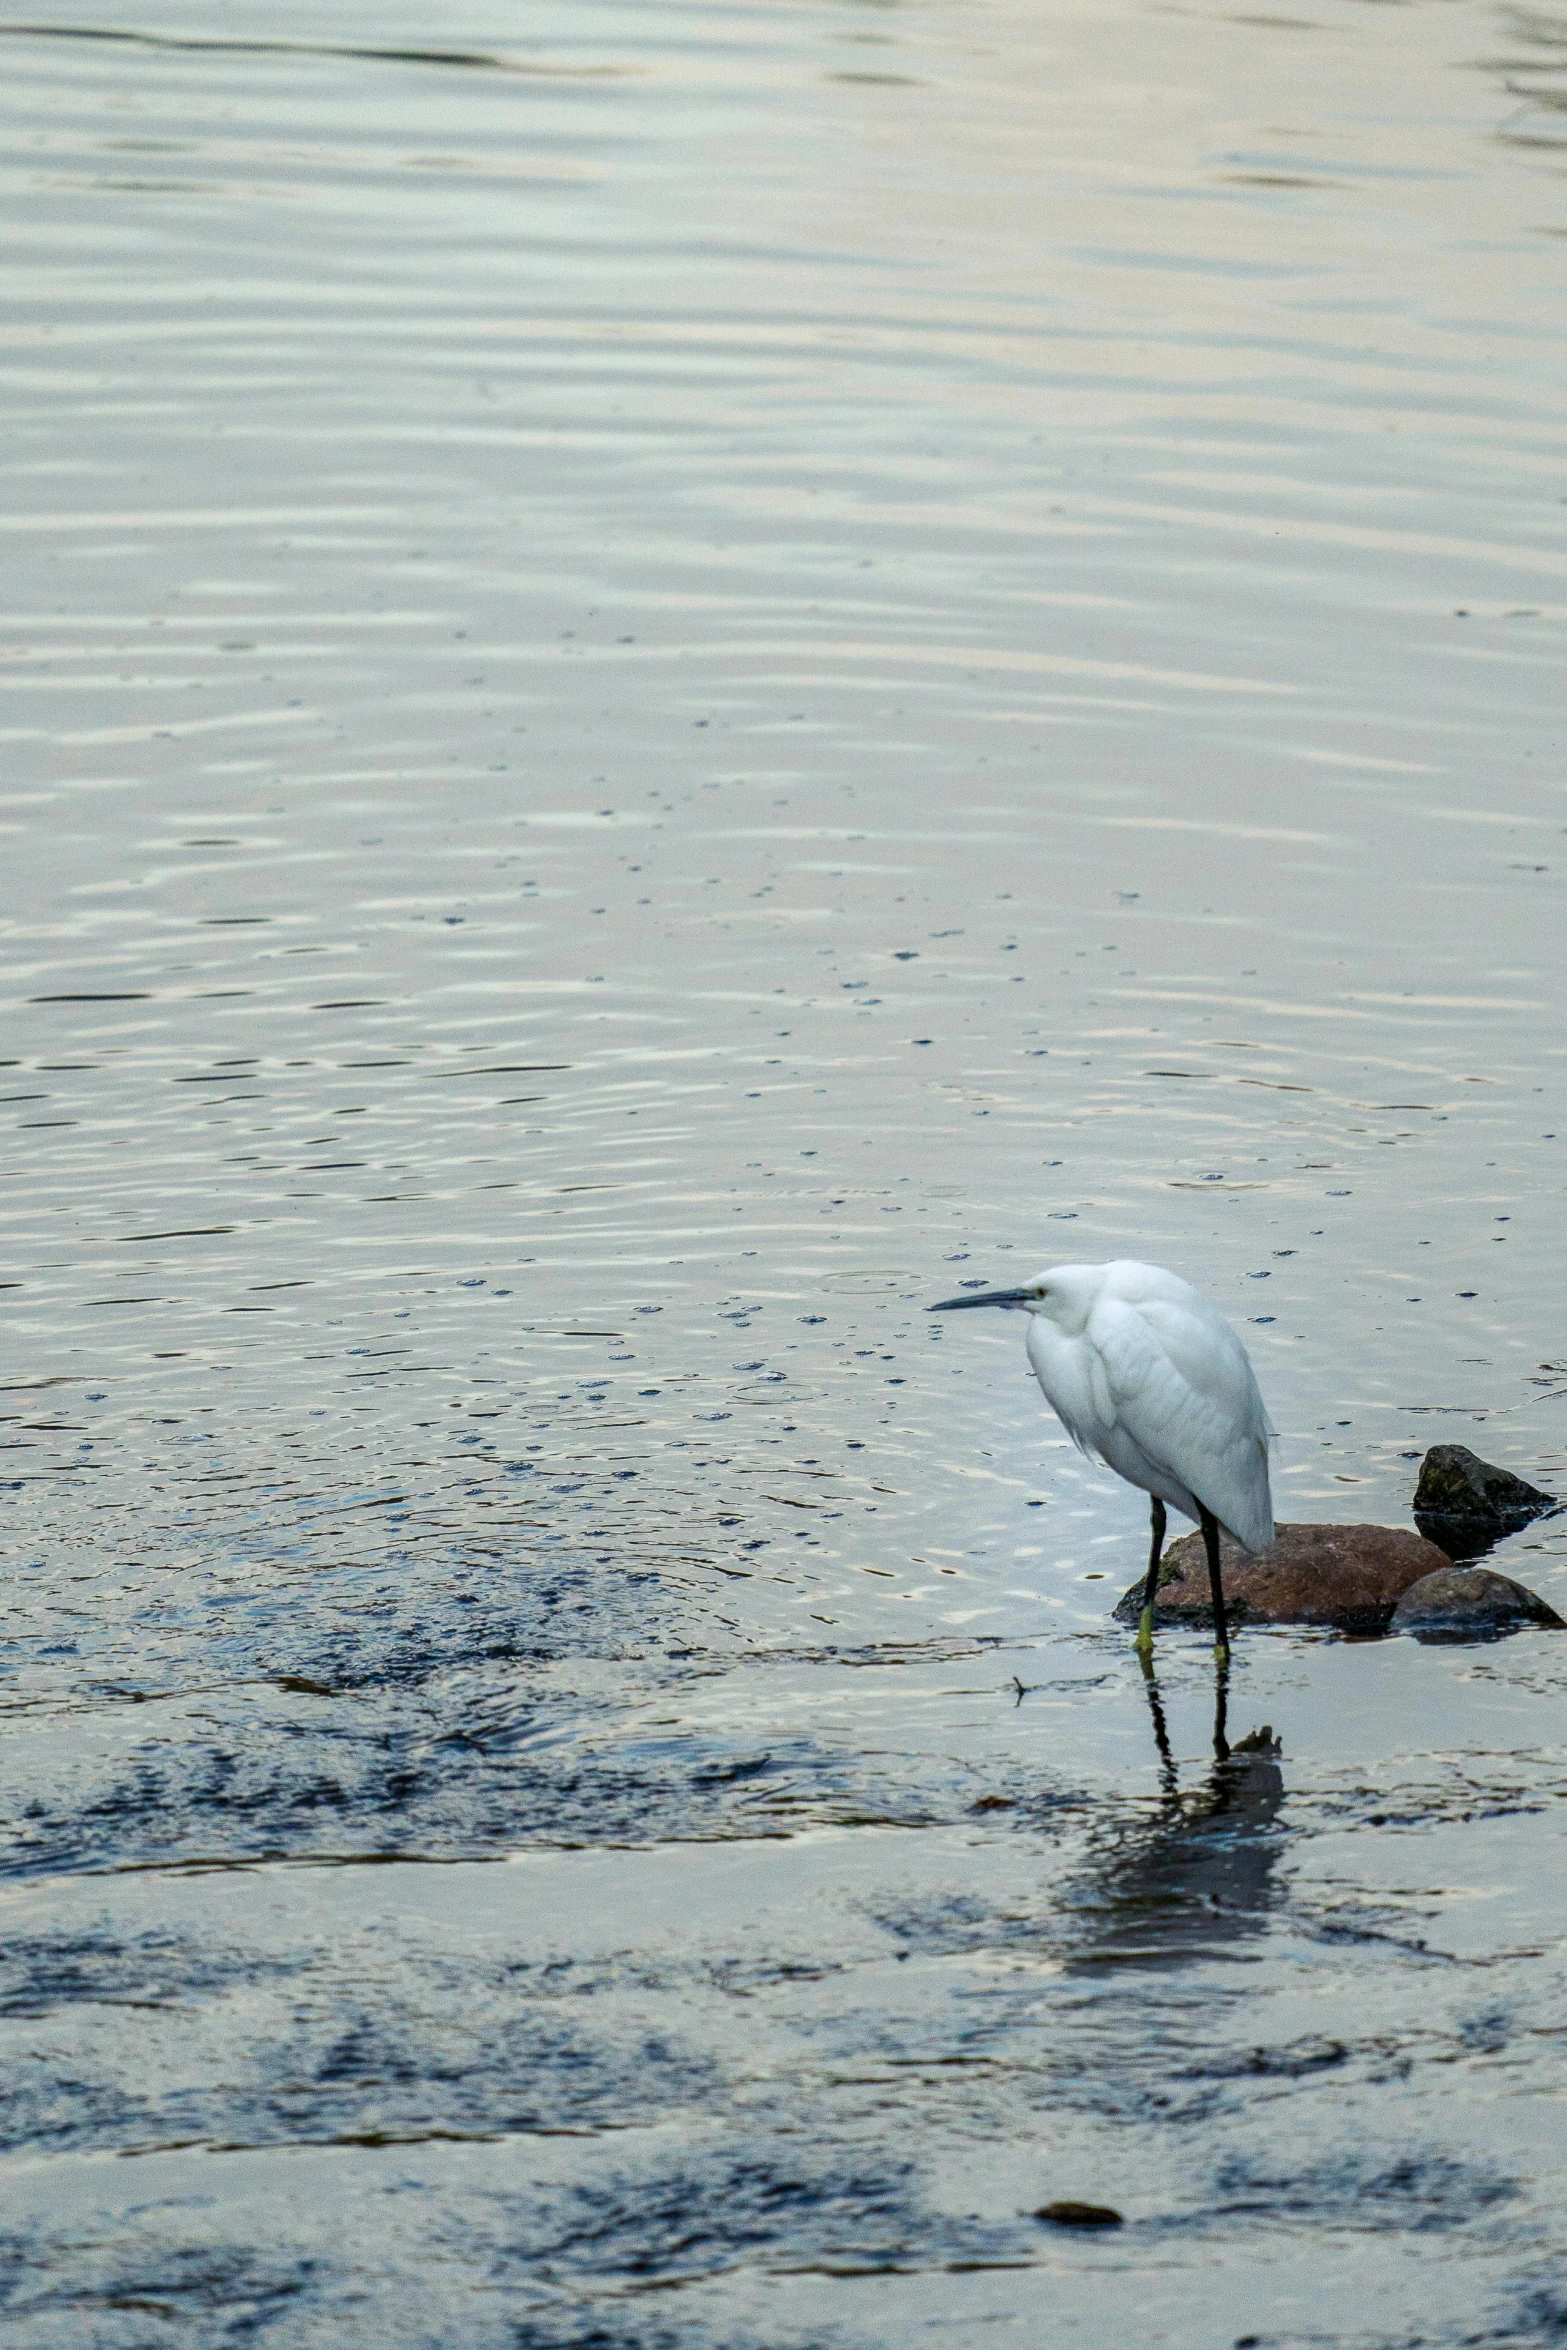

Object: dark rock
[1113,1523,1451,1636]
[1412,1444,1558,1562]
[1034,2201,1123,2229]
[1391,1565,1565,1642]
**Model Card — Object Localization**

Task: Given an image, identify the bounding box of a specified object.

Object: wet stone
[1412,1444,1558,1562]
[1113,1524,1452,1636]
[1034,2201,1124,2229]
[1390,1565,1565,1643]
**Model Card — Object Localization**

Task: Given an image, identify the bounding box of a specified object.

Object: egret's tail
[1222,1493,1275,1555]
[1215,1430,1275,1554]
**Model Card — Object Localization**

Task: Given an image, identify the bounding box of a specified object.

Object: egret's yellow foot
[1135,1605,1155,1657]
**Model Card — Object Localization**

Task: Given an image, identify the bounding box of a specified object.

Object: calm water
[4,0,1567,2341]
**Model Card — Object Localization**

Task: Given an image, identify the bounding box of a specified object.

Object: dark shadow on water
[1413,1510,1558,1566]
[0,23,628,75]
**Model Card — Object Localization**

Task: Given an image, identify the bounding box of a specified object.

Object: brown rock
[1390,1565,1565,1641]
[1113,1523,1452,1636]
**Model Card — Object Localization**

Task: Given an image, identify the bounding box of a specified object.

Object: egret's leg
[1211,1648,1231,1764]
[1135,1497,1167,1657]
[1200,1505,1230,1665]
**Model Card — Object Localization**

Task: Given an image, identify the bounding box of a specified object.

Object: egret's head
[928,1263,1097,1332]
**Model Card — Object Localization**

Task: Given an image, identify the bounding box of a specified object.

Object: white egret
[929,1259,1274,1660]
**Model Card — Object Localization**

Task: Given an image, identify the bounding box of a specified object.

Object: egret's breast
[1024,1317,1104,1448]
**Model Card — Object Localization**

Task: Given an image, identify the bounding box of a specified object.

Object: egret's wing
[1088,1296,1274,1549]
[1137,1295,1278,1442]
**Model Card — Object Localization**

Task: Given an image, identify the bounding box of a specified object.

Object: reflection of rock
[1412,1443,1559,1563]
[1391,1564,1565,1642]
[1114,1524,1449,1635]
[1071,1736,1286,1969]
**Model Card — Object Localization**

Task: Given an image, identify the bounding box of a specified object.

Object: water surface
[4,0,1567,2341]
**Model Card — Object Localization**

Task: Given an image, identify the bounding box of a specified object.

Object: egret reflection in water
[1071,1666,1288,1972]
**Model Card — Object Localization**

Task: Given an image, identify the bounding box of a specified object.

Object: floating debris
[1034,2201,1124,2229]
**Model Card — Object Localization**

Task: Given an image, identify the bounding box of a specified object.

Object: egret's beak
[928,1287,1031,1312]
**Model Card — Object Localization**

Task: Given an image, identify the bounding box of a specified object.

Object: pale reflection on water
[3,0,1567,2341]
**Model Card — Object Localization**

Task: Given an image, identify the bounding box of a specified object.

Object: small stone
[1390,1565,1564,1642]
[1413,1443,1552,1519]
[1114,1523,1450,1635]
[1412,1444,1557,1561]
[1034,2200,1123,2229]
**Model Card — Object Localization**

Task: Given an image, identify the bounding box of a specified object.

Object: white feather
[1008,1259,1274,1550]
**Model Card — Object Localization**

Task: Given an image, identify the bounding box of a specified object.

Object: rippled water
[4,0,1567,2340]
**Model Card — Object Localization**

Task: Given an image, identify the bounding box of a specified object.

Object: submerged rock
[1113,1523,1451,1636]
[1412,1443,1558,1562]
[1391,1565,1565,1642]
